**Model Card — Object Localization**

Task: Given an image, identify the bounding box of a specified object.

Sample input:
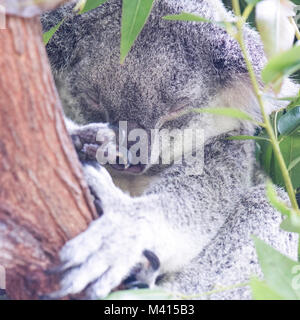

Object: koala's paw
[51,213,157,299]
[70,123,116,162]
[83,164,126,211]
[50,165,159,299]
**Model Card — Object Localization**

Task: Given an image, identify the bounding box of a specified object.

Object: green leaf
[288,156,300,171]
[273,134,300,190]
[227,135,269,141]
[104,288,178,300]
[43,19,64,45]
[120,0,155,64]
[253,236,300,300]
[280,214,300,234]
[286,92,300,111]
[250,277,285,300]
[79,0,108,14]
[162,12,228,29]
[263,143,274,175]
[266,180,293,217]
[256,110,300,191]
[262,45,300,84]
[256,132,273,175]
[193,108,254,121]
[163,12,210,22]
[278,107,300,135]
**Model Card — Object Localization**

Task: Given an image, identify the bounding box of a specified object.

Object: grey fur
[42,0,298,299]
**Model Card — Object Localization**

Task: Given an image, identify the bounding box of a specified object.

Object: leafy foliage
[43,18,64,45]
[256,107,300,191]
[251,237,300,300]
[251,277,285,300]
[262,46,300,86]
[43,0,155,63]
[78,0,108,14]
[193,107,255,121]
[120,0,155,63]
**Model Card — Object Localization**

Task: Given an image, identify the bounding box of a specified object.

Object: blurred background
[222,0,300,82]
[222,0,255,27]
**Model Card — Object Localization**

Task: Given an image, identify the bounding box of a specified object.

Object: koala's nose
[110,120,146,149]
[108,121,148,174]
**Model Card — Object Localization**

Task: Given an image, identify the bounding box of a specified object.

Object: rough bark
[0,15,97,299]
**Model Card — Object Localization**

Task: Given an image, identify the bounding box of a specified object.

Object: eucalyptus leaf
[227,135,270,141]
[162,12,228,28]
[266,180,293,217]
[256,110,300,191]
[258,138,273,175]
[286,93,300,110]
[163,13,210,22]
[79,0,108,14]
[253,236,300,300]
[121,0,155,63]
[261,45,300,85]
[43,19,64,45]
[250,277,285,300]
[193,108,254,121]
[273,134,300,190]
[288,156,300,171]
[278,107,300,135]
[280,214,300,233]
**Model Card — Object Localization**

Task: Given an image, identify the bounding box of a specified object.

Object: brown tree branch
[0,14,97,299]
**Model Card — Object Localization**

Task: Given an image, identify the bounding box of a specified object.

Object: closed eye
[82,90,110,122]
[171,97,190,112]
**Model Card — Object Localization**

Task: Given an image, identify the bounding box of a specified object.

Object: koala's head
[42,0,265,174]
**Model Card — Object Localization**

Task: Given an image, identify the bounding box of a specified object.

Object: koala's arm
[54,124,253,299]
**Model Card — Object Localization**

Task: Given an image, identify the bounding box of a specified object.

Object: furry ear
[41,3,79,71]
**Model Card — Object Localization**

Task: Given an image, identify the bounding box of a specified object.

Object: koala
[41,0,299,299]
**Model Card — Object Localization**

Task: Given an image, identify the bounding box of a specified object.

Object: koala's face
[45,0,262,173]
[65,20,246,125]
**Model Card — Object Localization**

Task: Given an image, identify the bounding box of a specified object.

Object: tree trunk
[0,15,97,299]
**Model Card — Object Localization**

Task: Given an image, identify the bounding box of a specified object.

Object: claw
[122,275,150,290]
[143,250,160,271]
[94,199,103,216]
[45,263,69,275]
[45,286,71,300]
[71,134,83,152]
